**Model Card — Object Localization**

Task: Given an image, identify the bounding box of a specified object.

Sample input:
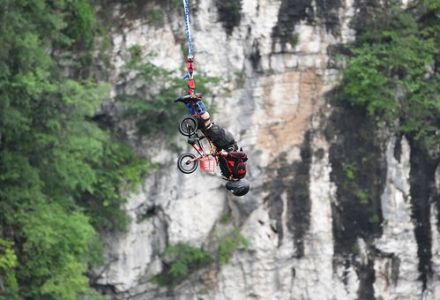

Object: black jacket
[205,124,238,178]
[205,124,237,151]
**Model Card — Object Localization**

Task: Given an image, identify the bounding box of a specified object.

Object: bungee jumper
[175,0,250,196]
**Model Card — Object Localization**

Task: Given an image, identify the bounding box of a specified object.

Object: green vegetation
[155,229,249,286]
[0,240,18,298]
[219,211,232,224]
[118,45,219,137]
[0,0,224,298]
[330,1,440,253]
[340,0,440,153]
[355,190,369,205]
[369,214,381,225]
[341,162,370,205]
[0,1,148,298]
[154,244,212,286]
[64,0,96,49]
[218,229,249,265]
[117,47,186,137]
[343,163,356,183]
[119,0,183,10]
[147,8,165,27]
[288,33,299,49]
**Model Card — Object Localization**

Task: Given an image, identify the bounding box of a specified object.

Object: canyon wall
[91,0,440,299]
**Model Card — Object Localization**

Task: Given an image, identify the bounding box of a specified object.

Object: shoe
[174,94,203,104]
[174,95,193,104]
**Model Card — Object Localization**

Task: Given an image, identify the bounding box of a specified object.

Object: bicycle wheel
[177,153,199,174]
[179,116,198,136]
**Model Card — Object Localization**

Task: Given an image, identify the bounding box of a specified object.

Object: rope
[182,0,194,59]
[181,0,196,96]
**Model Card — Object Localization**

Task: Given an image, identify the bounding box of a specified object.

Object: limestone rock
[92,0,440,299]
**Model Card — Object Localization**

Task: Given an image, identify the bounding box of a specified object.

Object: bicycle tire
[179,116,198,136]
[177,152,198,174]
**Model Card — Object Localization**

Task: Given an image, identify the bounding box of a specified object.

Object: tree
[0,1,147,298]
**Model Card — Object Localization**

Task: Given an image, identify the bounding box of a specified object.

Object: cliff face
[91,0,440,299]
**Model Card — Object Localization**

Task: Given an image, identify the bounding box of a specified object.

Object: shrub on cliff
[154,244,212,286]
[154,229,250,287]
[218,229,249,265]
[341,1,440,153]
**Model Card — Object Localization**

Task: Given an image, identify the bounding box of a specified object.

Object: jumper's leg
[200,112,212,129]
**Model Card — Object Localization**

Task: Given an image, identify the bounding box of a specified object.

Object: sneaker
[174,95,193,104]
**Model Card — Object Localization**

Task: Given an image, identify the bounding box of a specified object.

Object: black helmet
[226,179,250,197]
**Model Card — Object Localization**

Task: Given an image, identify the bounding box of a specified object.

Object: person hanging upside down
[175,95,250,196]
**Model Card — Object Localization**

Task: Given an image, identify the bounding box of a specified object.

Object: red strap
[186,58,195,76]
[188,79,196,95]
[186,58,196,96]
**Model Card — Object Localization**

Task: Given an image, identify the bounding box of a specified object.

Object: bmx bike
[176,114,226,175]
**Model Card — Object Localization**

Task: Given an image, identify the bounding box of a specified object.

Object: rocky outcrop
[373,138,420,299]
[92,0,440,299]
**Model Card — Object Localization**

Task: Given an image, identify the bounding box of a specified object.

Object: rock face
[92,0,440,299]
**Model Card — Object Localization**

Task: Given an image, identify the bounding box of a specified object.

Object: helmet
[226,179,250,197]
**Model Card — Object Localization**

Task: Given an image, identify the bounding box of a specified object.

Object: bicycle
[175,95,226,175]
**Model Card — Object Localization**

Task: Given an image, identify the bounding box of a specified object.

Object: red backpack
[226,151,248,179]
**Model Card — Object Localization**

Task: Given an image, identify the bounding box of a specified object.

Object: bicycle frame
[186,133,219,165]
